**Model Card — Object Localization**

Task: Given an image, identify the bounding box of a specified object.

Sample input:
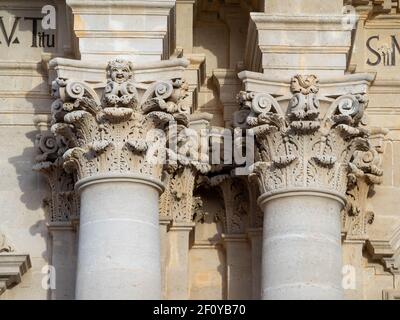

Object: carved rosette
[50,59,192,183]
[237,74,375,200]
[33,131,79,223]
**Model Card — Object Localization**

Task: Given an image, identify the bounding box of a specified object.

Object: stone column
[247,176,263,299]
[50,58,190,299]
[342,127,387,299]
[75,174,163,299]
[259,190,344,300]
[236,72,376,300]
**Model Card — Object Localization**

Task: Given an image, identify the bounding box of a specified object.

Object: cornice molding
[66,0,176,14]
[0,254,31,296]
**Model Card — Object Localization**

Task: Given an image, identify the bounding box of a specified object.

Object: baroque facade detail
[50,59,192,181]
[159,123,211,223]
[237,74,375,198]
[2,0,400,301]
[198,174,250,234]
[33,130,79,223]
[342,127,388,240]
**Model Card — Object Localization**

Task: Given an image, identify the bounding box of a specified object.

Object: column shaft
[260,191,344,300]
[75,175,163,300]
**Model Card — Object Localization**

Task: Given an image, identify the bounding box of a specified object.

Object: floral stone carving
[33,130,79,223]
[159,123,211,223]
[237,74,376,200]
[342,127,388,240]
[197,174,250,234]
[50,59,192,182]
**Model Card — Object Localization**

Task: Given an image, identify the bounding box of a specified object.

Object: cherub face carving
[107,59,133,84]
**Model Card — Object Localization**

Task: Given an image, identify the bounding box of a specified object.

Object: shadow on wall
[6,79,51,266]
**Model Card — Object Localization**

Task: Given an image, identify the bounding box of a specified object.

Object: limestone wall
[0,0,399,300]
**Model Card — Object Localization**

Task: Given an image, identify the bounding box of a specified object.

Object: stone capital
[49,58,203,187]
[236,73,381,205]
[159,112,211,224]
[33,121,80,225]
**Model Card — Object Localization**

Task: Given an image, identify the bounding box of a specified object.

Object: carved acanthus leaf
[49,59,191,182]
[33,130,79,223]
[342,127,388,240]
[236,74,373,200]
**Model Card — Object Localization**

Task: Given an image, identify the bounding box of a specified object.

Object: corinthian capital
[159,116,211,223]
[50,58,191,182]
[33,127,79,224]
[237,74,376,199]
[343,127,388,240]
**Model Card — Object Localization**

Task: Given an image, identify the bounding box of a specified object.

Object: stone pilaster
[236,71,377,299]
[162,165,207,300]
[33,119,79,300]
[48,57,191,299]
[160,113,210,300]
[205,174,252,300]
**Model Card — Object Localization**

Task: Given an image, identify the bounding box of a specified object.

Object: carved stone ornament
[198,174,249,234]
[342,127,388,240]
[237,74,375,199]
[49,59,194,182]
[159,124,211,223]
[0,234,31,296]
[0,233,14,253]
[33,130,79,223]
